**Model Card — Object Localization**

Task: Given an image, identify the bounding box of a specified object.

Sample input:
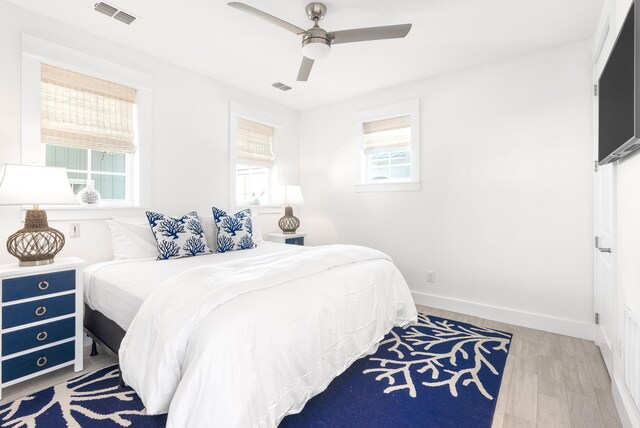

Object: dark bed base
[83,303,126,355]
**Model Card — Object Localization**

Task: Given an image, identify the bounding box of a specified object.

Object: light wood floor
[417,305,623,428]
[0,306,623,428]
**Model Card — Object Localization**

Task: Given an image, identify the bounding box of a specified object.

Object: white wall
[298,40,595,337]
[0,0,298,265]
[595,0,640,426]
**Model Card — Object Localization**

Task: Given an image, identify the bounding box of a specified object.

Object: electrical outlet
[70,223,81,238]
[427,271,435,283]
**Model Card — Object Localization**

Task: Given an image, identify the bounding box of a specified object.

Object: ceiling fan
[227,2,412,82]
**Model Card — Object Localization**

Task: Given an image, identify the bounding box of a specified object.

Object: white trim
[355,99,420,122]
[21,35,152,89]
[1,338,75,361]
[20,34,153,219]
[613,375,640,428]
[20,205,149,221]
[1,314,75,334]
[73,268,83,372]
[355,99,421,190]
[412,291,594,340]
[355,182,420,193]
[2,291,75,307]
[0,257,84,277]
[229,101,284,129]
[239,205,282,215]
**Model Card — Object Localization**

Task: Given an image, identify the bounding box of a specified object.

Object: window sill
[21,205,148,221]
[234,204,283,215]
[355,181,421,193]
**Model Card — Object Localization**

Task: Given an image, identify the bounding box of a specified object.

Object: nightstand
[0,257,85,398]
[266,232,307,246]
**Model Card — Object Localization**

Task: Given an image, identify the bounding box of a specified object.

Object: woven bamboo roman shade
[40,63,137,154]
[237,118,275,167]
[362,115,411,155]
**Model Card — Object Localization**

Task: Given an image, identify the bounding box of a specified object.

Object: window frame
[355,99,421,192]
[228,101,283,214]
[20,34,153,219]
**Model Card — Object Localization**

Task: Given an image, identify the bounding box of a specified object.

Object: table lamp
[274,185,305,234]
[0,164,78,266]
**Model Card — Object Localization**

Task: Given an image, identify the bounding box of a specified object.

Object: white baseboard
[412,291,594,340]
[612,376,640,428]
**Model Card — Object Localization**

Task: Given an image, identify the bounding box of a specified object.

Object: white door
[594,161,615,374]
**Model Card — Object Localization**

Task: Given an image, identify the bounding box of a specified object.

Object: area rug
[0,313,511,427]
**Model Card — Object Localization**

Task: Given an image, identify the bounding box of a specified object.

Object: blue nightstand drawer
[2,341,74,383]
[2,270,75,303]
[285,237,304,246]
[2,317,75,356]
[2,294,75,329]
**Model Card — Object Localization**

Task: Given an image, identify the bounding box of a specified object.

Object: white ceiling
[8,0,604,110]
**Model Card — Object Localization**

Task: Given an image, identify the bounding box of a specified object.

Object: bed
[83,241,417,427]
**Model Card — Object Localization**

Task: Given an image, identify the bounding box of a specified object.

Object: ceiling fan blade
[227,2,307,35]
[297,57,315,81]
[329,23,412,44]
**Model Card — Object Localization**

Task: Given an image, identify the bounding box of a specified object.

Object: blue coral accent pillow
[212,207,256,253]
[146,211,212,260]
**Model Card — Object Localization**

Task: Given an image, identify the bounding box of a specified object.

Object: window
[357,99,420,192]
[363,115,412,182]
[233,116,276,206]
[40,63,137,203]
[21,35,153,219]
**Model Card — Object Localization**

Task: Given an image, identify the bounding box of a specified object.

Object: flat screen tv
[599,2,640,164]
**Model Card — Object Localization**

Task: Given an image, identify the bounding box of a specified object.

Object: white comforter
[119,245,417,427]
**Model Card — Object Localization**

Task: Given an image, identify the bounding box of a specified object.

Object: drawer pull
[37,281,49,291]
[36,356,47,367]
[34,306,47,316]
[36,331,48,341]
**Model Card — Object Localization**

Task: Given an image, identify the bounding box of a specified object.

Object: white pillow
[107,217,158,260]
[200,208,263,251]
[251,209,264,243]
[200,215,218,251]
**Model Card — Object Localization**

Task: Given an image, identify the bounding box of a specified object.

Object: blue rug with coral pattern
[0,314,511,427]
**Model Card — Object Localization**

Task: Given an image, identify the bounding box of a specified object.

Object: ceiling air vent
[94,2,117,17]
[114,11,136,25]
[94,2,138,25]
[272,82,292,91]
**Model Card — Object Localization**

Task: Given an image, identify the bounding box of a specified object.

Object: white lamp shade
[301,43,331,60]
[273,185,305,206]
[0,164,78,206]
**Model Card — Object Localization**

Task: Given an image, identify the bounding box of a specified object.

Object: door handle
[595,237,612,253]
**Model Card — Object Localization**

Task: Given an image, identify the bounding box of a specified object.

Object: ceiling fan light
[302,41,331,60]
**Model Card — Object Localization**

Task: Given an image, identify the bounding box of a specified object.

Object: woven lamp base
[278,206,300,234]
[7,209,65,267]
